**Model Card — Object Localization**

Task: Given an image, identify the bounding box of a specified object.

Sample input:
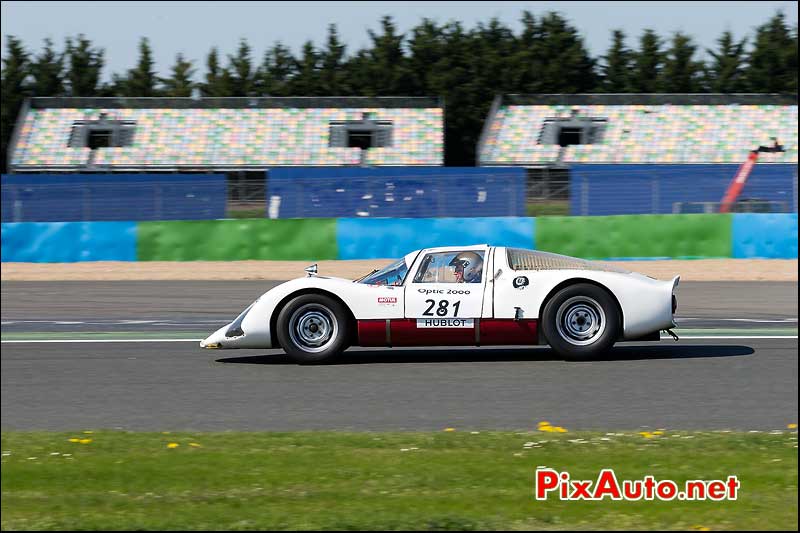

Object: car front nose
[201,301,257,349]
[200,325,228,349]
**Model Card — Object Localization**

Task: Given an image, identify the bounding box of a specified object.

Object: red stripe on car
[357,319,538,347]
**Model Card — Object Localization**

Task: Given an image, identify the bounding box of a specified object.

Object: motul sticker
[416,319,474,328]
[377,297,397,304]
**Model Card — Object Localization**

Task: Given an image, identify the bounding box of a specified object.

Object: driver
[449,251,483,283]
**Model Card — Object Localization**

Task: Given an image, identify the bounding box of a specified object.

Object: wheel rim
[555,296,606,346]
[288,303,338,353]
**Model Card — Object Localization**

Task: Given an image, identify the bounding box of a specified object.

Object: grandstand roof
[500,93,798,105]
[25,96,443,109]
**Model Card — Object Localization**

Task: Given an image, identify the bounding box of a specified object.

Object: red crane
[719,138,785,213]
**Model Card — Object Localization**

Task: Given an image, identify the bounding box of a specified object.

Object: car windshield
[359,258,408,286]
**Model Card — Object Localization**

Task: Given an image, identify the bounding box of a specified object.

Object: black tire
[541,283,620,361]
[276,294,350,364]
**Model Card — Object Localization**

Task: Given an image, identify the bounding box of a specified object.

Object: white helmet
[449,251,483,283]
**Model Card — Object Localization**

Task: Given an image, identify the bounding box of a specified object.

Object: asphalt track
[2,280,798,331]
[1,281,797,431]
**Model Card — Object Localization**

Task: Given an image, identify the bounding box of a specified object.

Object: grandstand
[4,93,796,219]
[7,97,444,172]
[477,94,798,166]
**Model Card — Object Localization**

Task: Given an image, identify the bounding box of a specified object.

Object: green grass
[1,430,797,530]
[526,201,570,217]
[227,208,265,219]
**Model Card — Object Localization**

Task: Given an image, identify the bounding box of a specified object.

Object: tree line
[1,10,796,170]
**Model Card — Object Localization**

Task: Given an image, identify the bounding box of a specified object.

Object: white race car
[201,245,679,363]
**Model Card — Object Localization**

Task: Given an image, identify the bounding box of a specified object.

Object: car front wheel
[276,294,349,364]
[541,283,620,361]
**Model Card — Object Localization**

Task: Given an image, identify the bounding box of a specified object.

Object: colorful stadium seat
[479,97,798,165]
[10,98,444,170]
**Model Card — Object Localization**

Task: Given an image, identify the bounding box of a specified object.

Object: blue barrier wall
[569,164,797,216]
[732,213,798,259]
[1,174,227,222]
[267,167,526,218]
[337,217,535,259]
[1,221,137,262]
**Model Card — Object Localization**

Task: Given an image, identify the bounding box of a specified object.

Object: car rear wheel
[541,283,620,361]
[276,294,349,364]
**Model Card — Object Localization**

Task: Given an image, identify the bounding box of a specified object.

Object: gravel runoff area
[1,258,797,282]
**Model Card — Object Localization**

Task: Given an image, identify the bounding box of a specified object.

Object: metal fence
[568,163,798,216]
[1,174,227,222]
[1,165,797,222]
[266,170,526,218]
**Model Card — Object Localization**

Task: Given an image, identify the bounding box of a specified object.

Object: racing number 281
[423,299,461,317]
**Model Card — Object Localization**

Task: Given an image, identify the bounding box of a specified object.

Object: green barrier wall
[535,214,733,260]
[137,219,338,261]
[8,213,793,263]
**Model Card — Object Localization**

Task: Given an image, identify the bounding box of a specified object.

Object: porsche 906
[201,245,680,362]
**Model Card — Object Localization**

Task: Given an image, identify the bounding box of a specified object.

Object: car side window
[412,251,485,283]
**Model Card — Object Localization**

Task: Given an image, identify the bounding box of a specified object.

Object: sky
[2,1,797,81]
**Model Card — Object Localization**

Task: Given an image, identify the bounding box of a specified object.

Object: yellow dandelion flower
[540,426,555,432]
[443,428,456,432]
[78,439,92,444]
[639,432,654,439]
[68,438,80,443]
[537,421,551,427]
[167,442,180,448]
[553,426,568,433]
[653,430,664,435]
[189,443,201,447]
[788,423,798,429]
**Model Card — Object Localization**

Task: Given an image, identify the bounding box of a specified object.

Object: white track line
[661,335,797,340]
[1,336,796,344]
[677,318,798,323]
[1,338,202,343]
